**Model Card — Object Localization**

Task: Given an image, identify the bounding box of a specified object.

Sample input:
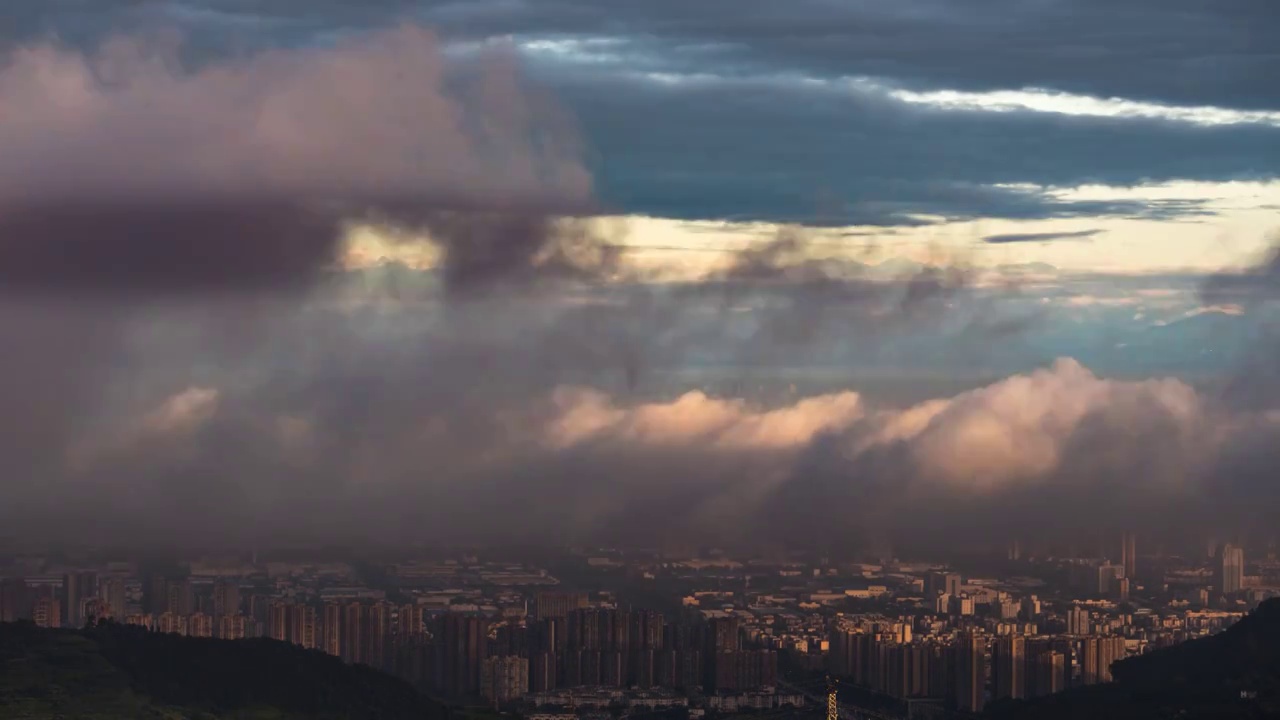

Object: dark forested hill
[0,620,450,719]
[986,598,1280,719]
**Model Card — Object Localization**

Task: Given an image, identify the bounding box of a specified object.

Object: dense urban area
[1,536,1274,719]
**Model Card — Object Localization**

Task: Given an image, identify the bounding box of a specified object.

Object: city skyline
[2,4,1277,719]
[1,539,1272,717]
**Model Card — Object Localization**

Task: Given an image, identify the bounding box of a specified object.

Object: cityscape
[1,1,1278,719]
[1,534,1271,718]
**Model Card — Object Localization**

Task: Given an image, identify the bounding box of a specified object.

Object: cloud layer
[0,13,1277,554]
[8,1,1274,110]
[0,25,593,296]
[3,2,1277,226]
[24,354,1273,552]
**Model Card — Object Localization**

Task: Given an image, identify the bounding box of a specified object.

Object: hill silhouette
[986,598,1280,719]
[0,620,451,719]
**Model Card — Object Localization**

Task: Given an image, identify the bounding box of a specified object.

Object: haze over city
[0,2,1277,554]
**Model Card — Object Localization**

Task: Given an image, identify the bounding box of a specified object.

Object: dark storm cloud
[984,229,1104,244]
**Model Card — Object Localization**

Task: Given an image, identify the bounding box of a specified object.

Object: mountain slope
[0,620,449,720]
[986,598,1280,719]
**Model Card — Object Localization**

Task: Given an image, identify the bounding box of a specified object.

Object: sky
[0,1,1278,554]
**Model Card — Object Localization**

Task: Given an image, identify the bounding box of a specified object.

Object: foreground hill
[986,598,1280,719]
[0,620,450,720]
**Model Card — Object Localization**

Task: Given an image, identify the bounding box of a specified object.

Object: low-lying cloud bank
[27,356,1275,552]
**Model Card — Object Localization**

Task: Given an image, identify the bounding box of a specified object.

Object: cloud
[1201,237,1280,307]
[0,25,595,297]
[0,214,1270,550]
[0,17,1035,551]
[1061,294,1141,307]
[58,0,1262,113]
[1,8,1275,552]
[886,87,1280,128]
[984,229,1103,244]
[66,386,221,471]
[474,0,1280,112]
[892,358,1203,487]
[1151,304,1245,326]
[544,65,1266,225]
[1199,236,1280,410]
[141,387,221,434]
[544,386,864,450]
[4,3,1276,228]
[26,354,1273,550]
[0,236,1255,551]
[0,229,1021,549]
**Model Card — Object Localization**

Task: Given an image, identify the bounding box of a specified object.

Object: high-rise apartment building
[189,612,214,638]
[1020,595,1041,619]
[145,575,169,615]
[993,635,1025,700]
[529,651,557,692]
[80,597,107,625]
[925,572,962,599]
[267,601,289,642]
[480,656,529,705]
[1096,563,1123,596]
[1218,544,1245,594]
[1114,577,1131,602]
[212,580,240,618]
[398,604,425,636]
[33,594,61,629]
[632,609,665,650]
[950,632,985,713]
[157,612,188,635]
[289,604,317,649]
[1080,637,1101,685]
[1034,651,1065,696]
[101,576,127,621]
[323,603,343,657]
[365,602,392,669]
[0,579,28,622]
[1121,532,1136,579]
[709,616,741,653]
[534,591,588,620]
[828,629,859,678]
[342,603,366,665]
[125,614,155,631]
[1067,605,1091,636]
[1092,636,1125,684]
[62,571,97,628]
[166,579,194,617]
[219,614,247,640]
[432,613,489,698]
